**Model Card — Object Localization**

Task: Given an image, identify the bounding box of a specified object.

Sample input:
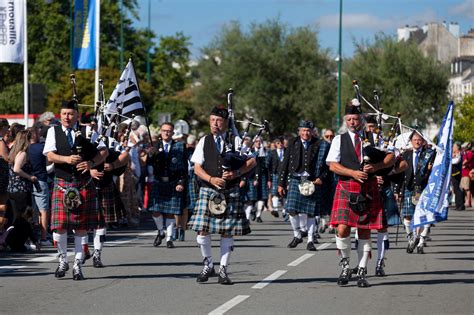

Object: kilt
[51,176,103,231]
[148,180,185,215]
[270,175,279,196]
[98,182,124,223]
[401,189,415,217]
[243,174,269,202]
[188,186,251,236]
[381,185,400,226]
[284,178,318,216]
[187,173,199,210]
[329,178,385,230]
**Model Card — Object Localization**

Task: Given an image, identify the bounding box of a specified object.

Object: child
[0,207,40,252]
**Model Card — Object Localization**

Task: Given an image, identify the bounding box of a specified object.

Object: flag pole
[94,0,100,107]
[23,0,28,126]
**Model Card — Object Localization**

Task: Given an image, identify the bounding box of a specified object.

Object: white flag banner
[413,101,454,228]
[0,0,24,63]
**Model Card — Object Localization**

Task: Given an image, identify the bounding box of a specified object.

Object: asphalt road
[1,208,473,315]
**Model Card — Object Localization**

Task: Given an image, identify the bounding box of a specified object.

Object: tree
[193,19,336,136]
[454,94,474,143]
[346,34,450,128]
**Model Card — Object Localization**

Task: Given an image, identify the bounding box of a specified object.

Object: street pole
[94,0,100,105]
[120,0,124,70]
[23,0,28,126]
[337,0,343,128]
[146,0,151,82]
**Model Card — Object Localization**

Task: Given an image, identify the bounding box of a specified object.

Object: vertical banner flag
[72,0,96,69]
[0,0,24,63]
[413,101,455,228]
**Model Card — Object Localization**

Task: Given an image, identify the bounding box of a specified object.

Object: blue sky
[133,0,474,59]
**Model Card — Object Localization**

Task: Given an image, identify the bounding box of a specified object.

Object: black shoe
[406,234,418,253]
[196,258,216,283]
[82,250,92,265]
[54,255,69,278]
[357,267,370,287]
[72,260,85,281]
[375,259,386,277]
[287,237,303,248]
[166,240,175,248]
[250,212,256,221]
[351,266,359,278]
[313,237,320,244]
[218,266,233,285]
[306,242,317,251]
[271,210,279,218]
[337,258,351,286]
[178,228,185,241]
[416,244,424,254]
[153,231,164,247]
[256,217,263,223]
[93,250,104,268]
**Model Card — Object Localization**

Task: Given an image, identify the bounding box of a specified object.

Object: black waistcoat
[339,132,374,180]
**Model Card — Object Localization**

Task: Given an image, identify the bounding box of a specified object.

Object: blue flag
[413,101,454,227]
[72,0,96,69]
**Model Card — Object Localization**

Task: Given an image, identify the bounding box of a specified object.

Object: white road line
[208,295,250,315]
[316,242,333,250]
[287,253,315,267]
[251,270,287,289]
[0,266,27,273]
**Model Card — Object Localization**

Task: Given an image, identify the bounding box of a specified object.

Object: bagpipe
[220,88,270,170]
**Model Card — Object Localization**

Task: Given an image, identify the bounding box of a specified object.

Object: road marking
[0,265,27,273]
[252,270,287,289]
[317,242,333,250]
[208,295,250,315]
[287,253,315,267]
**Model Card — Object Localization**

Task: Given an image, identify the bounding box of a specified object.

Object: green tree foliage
[454,95,474,143]
[346,34,450,128]
[193,19,336,136]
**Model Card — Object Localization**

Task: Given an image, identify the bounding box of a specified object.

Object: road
[1,208,473,315]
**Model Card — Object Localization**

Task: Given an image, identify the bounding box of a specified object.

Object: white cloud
[449,0,474,19]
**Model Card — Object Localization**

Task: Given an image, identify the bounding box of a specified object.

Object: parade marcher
[326,100,395,287]
[451,142,464,210]
[401,131,435,254]
[268,137,285,218]
[188,106,255,285]
[147,122,188,249]
[461,143,473,208]
[278,120,321,251]
[314,133,332,236]
[43,100,106,280]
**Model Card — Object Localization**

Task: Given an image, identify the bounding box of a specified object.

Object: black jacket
[268,149,285,174]
[402,147,436,192]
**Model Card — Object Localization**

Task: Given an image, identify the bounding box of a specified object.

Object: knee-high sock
[53,232,68,262]
[166,218,176,242]
[74,235,84,262]
[357,239,371,268]
[336,236,351,260]
[152,215,164,232]
[196,235,213,267]
[271,196,280,209]
[244,204,253,220]
[377,232,389,261]
[418,225,430,245]
[307,217,316,242]
[94,228,106,251]
[315,216,320,231]
[220,237,234,268]
[404,218,412,235]
[256,201,265,218]
[299,213,308,231]
[289,215,301,238]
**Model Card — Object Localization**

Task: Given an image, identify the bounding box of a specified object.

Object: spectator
[461,142,473,208]
[451,142,464,210]
[0,118,10,230]
[0,207,39,252]
[38,111,56,127]
[6,123,25,149]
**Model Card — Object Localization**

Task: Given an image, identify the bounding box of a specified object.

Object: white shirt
[191,133,242,166]
[43,125,106,156]
[326,130,363,164]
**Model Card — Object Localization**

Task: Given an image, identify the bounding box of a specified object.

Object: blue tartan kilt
[148,180,185,215]
[284,178,318,216]
[270,175,279,196]
[401,189,415,217]
[244,174,269,202]
[187,174,199,210]
[187,186,251,236]
[381,185,400,226]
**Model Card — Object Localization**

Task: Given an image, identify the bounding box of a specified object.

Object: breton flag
[0,0,25,63]
[413,101,455,228]
[72,0,97,69]
[99,59,145,134]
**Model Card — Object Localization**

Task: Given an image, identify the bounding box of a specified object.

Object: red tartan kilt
[99,182,123,223]
[51,177,103,231]
[329,178,386,230]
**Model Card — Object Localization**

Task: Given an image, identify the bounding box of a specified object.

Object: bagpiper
[268,137,285,218]
[43,100,106,280]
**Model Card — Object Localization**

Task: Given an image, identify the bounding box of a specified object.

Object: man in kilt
[43,100,106,280]
[278,120,321,251]
[188,106,256,285]
[314,135,332,237]
[268,137,285,218]
[326,100,395,287]
[400,131,435,254]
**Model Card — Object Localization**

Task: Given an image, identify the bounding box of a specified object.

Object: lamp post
[337,0,343,128]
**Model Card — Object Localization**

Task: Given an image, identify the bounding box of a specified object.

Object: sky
[132,0,474,59]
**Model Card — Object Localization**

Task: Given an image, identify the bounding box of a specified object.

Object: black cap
[365,114,377,124]
[345,98,362,115]
[61,99,78,111]
[298,120,314,129]
[210,106,228,119]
